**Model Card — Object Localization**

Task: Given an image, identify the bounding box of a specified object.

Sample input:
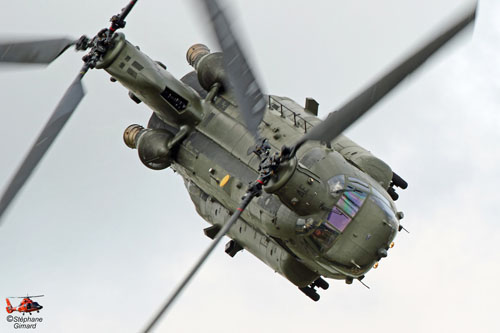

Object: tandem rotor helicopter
[0,0,477,331]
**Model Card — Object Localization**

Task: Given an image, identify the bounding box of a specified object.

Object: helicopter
[0,0,478,331]
[5,295,44,315]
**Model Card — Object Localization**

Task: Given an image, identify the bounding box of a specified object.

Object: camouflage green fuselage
[102,33,400,288]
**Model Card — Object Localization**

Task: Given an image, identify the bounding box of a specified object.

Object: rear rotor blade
[201,0,266,139]
[292,3,477,153]
[143,191,257,332]
[0,71,86,222]
[0,38,75,64]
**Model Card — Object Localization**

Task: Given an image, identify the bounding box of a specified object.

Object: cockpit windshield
[326,177,368,232]
[328,189,367,232]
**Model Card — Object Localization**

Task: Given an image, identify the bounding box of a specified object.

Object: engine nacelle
[98,33,205,130]
[123,125,174,170]
[186,44,227,92]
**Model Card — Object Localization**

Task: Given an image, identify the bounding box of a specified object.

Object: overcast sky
[0,0,498,332]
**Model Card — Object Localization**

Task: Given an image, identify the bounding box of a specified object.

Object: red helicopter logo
[5,295,44,315]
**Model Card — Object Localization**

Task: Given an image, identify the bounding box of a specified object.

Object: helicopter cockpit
[297,174,398,254]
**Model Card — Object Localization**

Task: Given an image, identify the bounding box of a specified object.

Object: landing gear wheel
[299,286,320,301]
[313,277,329,290]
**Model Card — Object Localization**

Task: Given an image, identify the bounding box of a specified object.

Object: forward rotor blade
[117,0,139,22]
[143,191,257,333]
[0,38,75,64]
[109,0,139,32]
[0,71,86,222]
[292,3,477,152]
[201,0,266,139]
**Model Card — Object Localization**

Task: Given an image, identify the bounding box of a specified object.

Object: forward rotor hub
[75,0,138,71]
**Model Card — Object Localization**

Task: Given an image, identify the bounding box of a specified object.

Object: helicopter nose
[355,195,398,262]
[326,194,398,269]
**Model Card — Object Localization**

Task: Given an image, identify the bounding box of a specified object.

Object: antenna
[358,279,371,289]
